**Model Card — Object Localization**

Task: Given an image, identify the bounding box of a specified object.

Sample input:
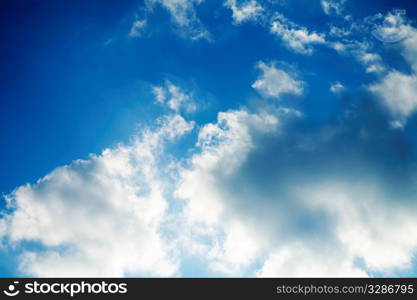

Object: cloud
[329,39,386,74]
[224,0,264,25]
[301,183,417,272]
[270,14,326,54]
[257,180,417,276]
[400,22,417,71]
[175,108,286,273]
[323,13,394,74]
[147,0,210,40]
[174,93,417,276]
[368,71,417,128]
[2,95,417,277]
[371,11,410,44]
[152,81,197,113]
[128,19,147,38]
[329,26,352,38]
[257,243,366,277]
[252,61,304,99]
[321,0,345,16]
[357,51,385,73]
[368,17,417,128]
[329,26,351,38]
[4,2,417,279]
[1,114,194,276]
[330,82,345,93]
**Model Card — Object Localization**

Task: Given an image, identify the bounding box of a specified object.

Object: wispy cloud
[152,81,197,113]
[146,0,211,40]
[321,0,346,16]
[128,19,147,38]
[224,0,264,25]
[270,13,326,54]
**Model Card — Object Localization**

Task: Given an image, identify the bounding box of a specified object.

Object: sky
[1,0,417,277]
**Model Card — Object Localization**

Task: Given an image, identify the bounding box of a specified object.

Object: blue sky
[2,0,417,277]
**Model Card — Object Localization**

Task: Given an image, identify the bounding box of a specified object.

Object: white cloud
[3,102,417,277]
[174,105,417,276]
[257,243,366,277]
[330,82,344,93]
[302,183,417,272]
[329,26,351,38]
[371,11,410,44]
[367,14,417,128]
[358,55,385,74]
[177,109,280,226]
[270,14,326,54]
[128,19,147,38]
[256,182,417,276]
[152,86,166,103]
[224,0,264,24]
[207,221,261,274]
[369,71,417,127]
[329,40,386,74]
[147,0,210,40]
[175,109,282,273]
[321,0,345,16]
[401,24,417,72]
[0,219,6,248]
[1,114,194,276]
[252,61,303,99]
[152,81,197,113]
[323,13,397,74]
[148,0,202,27]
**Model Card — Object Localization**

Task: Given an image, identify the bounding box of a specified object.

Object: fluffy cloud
[175,108,284,273]
[257,181,417,276]
[1,114,194,276]
[2,100,417,277]
[301,183,417,272]
[174,97,417,276]
[147,0,210,40]
[176,109,280,228]
[152,81,197,113]
[270,14,326,54]
[252,61,303,99]
[369,71,417,128]
[224,0,263,24]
